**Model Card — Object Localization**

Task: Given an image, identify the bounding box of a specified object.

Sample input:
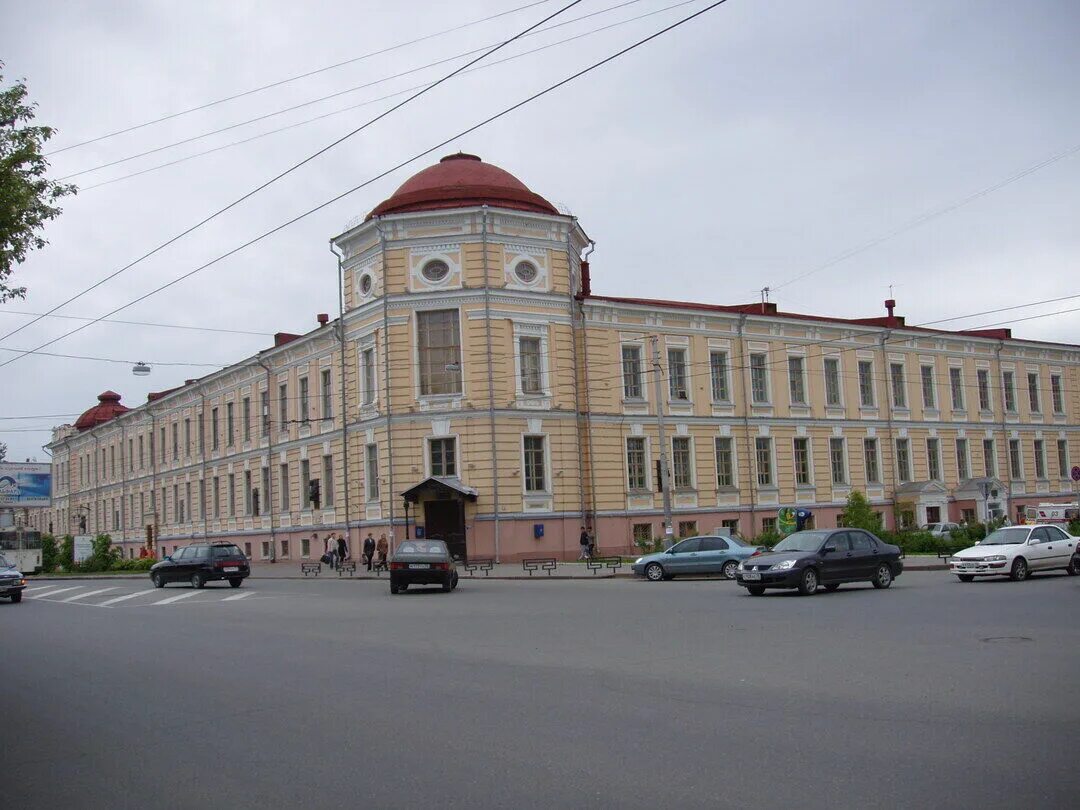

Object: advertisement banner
[0,463,52,507]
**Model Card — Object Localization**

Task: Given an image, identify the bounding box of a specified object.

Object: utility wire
[0,309,273,337]
[0,0,585,349]
[45,0,557,155]
[0,346,224,367]
[0,0,733,371]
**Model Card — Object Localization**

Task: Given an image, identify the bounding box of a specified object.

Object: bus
[0,530,42,574]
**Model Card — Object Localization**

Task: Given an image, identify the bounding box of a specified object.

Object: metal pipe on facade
[737,314,756,537]
[569,228,588,538]
[995,341,1011,523]
[481,207,501,562]
[650,334,674,543]
[331,242,354,549]
[376,220,395,551]
[578,238,598,544]
[879,332,898,528]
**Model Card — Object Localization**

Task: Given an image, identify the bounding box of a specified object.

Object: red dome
[367,153,558,219]
[74,391,129,432]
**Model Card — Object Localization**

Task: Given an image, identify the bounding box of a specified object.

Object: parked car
[149,542,250,589]
[389,540,458,594]
[924,522,960,537]
[735,528,903,596]
[633,535,764,581]
[950,524,1078,582]
[0,553,27,603]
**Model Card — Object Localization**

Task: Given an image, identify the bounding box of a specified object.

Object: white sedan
[950,524,1079,582]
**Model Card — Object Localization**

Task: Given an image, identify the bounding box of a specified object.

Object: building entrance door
[925,505,941,524]
[424,499,467,561]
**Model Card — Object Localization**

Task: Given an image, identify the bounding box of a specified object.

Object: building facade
[31,153,1080,560]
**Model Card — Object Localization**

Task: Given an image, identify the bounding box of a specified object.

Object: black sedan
[389,540,458,594]
[150,542,250,589]
[735,528,903,596]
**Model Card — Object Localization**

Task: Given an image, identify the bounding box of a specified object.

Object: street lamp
[132,362,151,376]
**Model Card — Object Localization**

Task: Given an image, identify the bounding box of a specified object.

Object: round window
[514,261,539,284]
[359,274,372,296]
[421,259,450,283]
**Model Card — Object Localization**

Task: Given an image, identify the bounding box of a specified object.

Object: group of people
[314,531,388,571]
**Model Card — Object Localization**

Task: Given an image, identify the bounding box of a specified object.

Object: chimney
[274,332,301,347]
[579,260,591,298]
[885,298,897,327]
[185,379,197,385]
[317,313,329,327]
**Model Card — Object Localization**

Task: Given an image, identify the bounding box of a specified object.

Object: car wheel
[957,574,975,582]
[1066,558,1078,576]
[390,582,399,594]
[721,560,739,580]
[746,585,766,596]
[228,578,242,588]
[871,564,893,589]
[151,572,164,589]
[10,592,22,603]
[644,562,665,582]
[824,583,840,592]
[442,576,453,592]
[451,573,459,590]
[1009,557,1028,582]
[190,573,205,589]
[797,567,818,595]
[399,583,408,591]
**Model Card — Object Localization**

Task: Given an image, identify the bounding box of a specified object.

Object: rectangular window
[197,412,204,454]
[710,351,730,402]
[1058,439,1069,479]
[183,419,191,457]
[858,360,875,407]
[793,438,811,486]
[977,369,991,411]
[1008,439,1022,480]
[955,438,970,481]
[672,437,692,489]
[1034,439,1046,479]
[714,437,734,488]
[159,428,165,463]
[244,471,252,515]
[761,517,777,534]
[361,348,376,405]
[626,437,647,490]
[139,435,144,468]
[949,367,964,410]
[750,353,769,404]
[321,368,333,419]
[668,348,688,401]
[279,383,289,428]
[632,524,653,546]
[1002,371,1016,412]
[213,476,220,518]
[982,439,996,478]
[366,444,379,500]
[299,378,310,423]
[280,463,289,511]
[678,521,698,538]
[1051,374,1064,414]
[523,436,547,492]
[301,538,310,559]
[261,390,270,436]
[301,460,311,508]
[322,455,334,506]
[226,402,235,445]
[172,423,178,460]
[896,438,911,483]
[520,337,543,394]
[829,437,847,485]
[243,397,251,442]
[260,467,269,516]
[921,364,936,409]
[429,437,456,477]
[926,438,941,481]
[1027,372,1040,413]
[184,482,191,523]
[228,473,236,517]
[755,437,773,486]
[417,310,462,395]
[621,345,643,399]
[890,363,906,409]
[823,357,842,407]
[280,540,289,559]
[788,356,807,405]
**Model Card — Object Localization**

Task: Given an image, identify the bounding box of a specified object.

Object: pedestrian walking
[363,532,376,571]
[376,533,388,569]
[337,533,349,566]
[322,532,336,570]
[578,526,592,560]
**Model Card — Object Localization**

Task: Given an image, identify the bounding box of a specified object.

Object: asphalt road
[3,571,1079,809]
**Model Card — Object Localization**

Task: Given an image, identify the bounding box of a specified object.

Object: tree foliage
[840,490,883,533]
[0,63,77,302]
[0,440,6,462]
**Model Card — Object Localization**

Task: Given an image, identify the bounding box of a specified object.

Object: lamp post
[403,500,411,539]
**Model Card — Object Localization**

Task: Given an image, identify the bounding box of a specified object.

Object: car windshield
[979,528,1031,545]
[725,535,748,547]
[397,541,447,555]
[771,531,830,553]
[211,544,245,558]
[926,524,941,531]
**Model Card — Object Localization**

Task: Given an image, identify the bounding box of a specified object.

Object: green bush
[751,530,782,549]
[109,557,156,571]
[1069,519,1080,537]
[839,491,883,533]
[59,534,74,569]
[40,534,58,572]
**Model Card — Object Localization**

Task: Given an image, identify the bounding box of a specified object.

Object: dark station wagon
[150,542,250,589]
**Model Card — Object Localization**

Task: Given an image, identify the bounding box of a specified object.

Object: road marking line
[98,589,159,606]
[152,591,201,606]
[221,591,253,601]
[27,586,84,599]
[62,587,117,602]
[25,586,71,596]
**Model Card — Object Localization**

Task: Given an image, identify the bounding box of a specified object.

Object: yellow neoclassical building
[33,153,1080,560]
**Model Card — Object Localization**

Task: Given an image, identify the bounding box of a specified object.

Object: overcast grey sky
[1,0,1078,461]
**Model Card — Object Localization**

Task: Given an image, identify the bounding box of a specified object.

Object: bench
[463,558,495,577]
[936,546,953,562]
[586,556,623,575]
[372,558,388,576]
[337,561,356,577]
[522,557,557,576]
[300,562,322,576]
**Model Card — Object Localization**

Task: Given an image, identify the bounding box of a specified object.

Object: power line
[0,346,224,367]
[0,0,585,350]
[0,0,733,371]
[78,0,700,193]
[0,309,273,337]
[0,414,81,421]
[45,0,558,155]
[915,293,1080,327]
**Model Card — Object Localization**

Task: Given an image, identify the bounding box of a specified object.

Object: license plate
[743,572,761,581]
[223,566,239,572]
[409,563,430,569]
[958,563,973,569]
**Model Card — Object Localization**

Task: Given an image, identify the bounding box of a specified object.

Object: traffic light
[308,479,321,510]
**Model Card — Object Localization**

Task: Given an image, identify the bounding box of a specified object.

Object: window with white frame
[417,310,462,396]
[982,439,996,478]
[523,436,547,492]
[672,437,693,489]
[626,437,647,490]
[955,438,970,480]
[261,390,270,436]
[361,347,376,405]
[243,397,251,441]
[858,360,875,407]
[949,367,964,410]
[715,437,735,488]
[227,402,235,444]
[321,368,333,420]
[279,383,288,428]
[520,336,543,395]
[228,473,236,516]
[1034,439,1046,479]
[322,455,334,506]
[1008,439,1022,480]
[299,378,310,423]
[823,357,842,407]
[710,351,730,402]
[921,364,936,409]
[890,363,906,409]
[755,437,773,486]
[1057,439,1069,478]
[793,437,811,486]
[926,438,941,481]
[279,463,289,511]
[895,438,912,483]
[668,348,689,401]
[213,475,221,517]
[621,345,643,400]
[429,437,457,477]
[301,460,311,508]
[788,356,807,405]
[1002,371,1016,412]
[1027,372,1040,413]
[1051,374,1064,414]
[977,369,991,411]
[829,437,847,485]
[750,354,770,404]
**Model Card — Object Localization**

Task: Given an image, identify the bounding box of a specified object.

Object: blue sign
[0,463,51,507]
[414,526,425,538]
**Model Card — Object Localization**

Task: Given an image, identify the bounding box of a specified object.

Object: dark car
[735,528,903,596]
[150,542,250,589]
[389,540,458,594]
[0,553,27,603]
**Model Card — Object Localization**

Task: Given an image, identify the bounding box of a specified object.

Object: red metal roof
[74,391,129,431]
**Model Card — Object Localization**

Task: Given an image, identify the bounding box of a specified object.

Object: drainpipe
[995,341,1011,524]
[569,231,587,537]
[576,237,598,545]
[376,220,395,551]
[879,332,898,529]
[120,420,127,547]
[481,207,500,562]
[737,314,756,537]
[93,433,100,536]
[150,410,157,550]
[331,241,353,549]
[255,358,277,562]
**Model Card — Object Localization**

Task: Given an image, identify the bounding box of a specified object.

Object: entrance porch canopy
[401,476,478,503]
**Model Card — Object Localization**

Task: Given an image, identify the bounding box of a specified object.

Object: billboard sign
[0,463,52,507]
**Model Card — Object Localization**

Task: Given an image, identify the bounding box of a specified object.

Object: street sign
[1071,465,1080,482]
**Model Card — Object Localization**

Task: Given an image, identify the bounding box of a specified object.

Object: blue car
[632,535,764,581]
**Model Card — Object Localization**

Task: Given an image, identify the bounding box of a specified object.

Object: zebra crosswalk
[23,582,264,609]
